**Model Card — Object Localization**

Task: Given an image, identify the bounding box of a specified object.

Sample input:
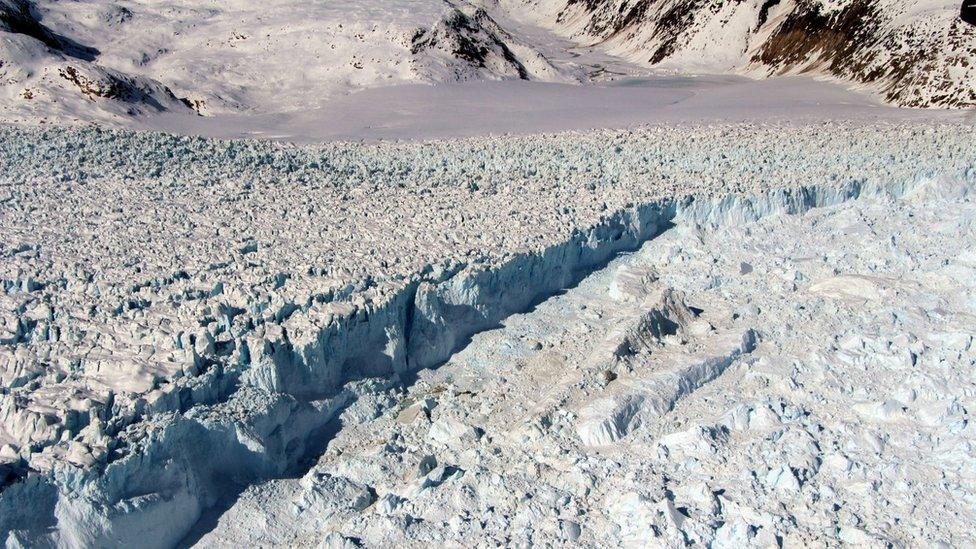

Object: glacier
[0,122,973,546]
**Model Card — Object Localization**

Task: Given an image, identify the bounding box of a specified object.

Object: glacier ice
[0,122,973,546]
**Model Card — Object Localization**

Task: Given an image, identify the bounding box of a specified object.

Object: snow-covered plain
[0,121,974,546]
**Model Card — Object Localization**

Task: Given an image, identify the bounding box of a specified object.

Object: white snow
[138,75,966,143]
[0,0,571,125]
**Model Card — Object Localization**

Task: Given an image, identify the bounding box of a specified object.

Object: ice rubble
[198,175,976,547]
[0,122,973,546]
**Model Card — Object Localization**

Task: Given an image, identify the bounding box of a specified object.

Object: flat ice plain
[141,75,970,142]
[1,118,974,547]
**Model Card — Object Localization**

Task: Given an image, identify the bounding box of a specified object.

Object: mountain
[0,0,195,121]
[500,0,976,108]
[0,0,568,123]
[0,0,973,125]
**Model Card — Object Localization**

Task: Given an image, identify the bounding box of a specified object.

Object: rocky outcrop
[507,0,976,107]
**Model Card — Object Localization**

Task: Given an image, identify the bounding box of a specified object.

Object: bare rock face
[509,0,976,108]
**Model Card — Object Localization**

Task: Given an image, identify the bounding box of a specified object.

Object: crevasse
[1,168,967,548]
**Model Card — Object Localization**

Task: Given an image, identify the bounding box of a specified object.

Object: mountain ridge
[502,0,976,107]
[0,0,972,125]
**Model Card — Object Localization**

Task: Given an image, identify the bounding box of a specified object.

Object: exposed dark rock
[409,8,532,80]
[757,0,781,29]
[58,65,190,112]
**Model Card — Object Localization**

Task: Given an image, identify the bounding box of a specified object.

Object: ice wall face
[194,175,976,547]
[0,123,973,546]
[504,0,976,108]
[406,201,675,370]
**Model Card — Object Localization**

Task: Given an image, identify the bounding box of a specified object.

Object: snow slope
[0,0,195,120]
[0,121,972,546]
[501,0,976,108]
[0,0,569,123]
[2,0,974,129]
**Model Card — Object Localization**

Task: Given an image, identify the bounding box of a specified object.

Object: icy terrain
[0,121,973,546]
[141,76,966,143]
[199,172,976,548]
[2,3,974,547]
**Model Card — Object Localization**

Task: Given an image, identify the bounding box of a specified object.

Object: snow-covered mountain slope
[1,0,973,126]
[0,0,196,121]
[0,0,568,123]
[500,0,976,108]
